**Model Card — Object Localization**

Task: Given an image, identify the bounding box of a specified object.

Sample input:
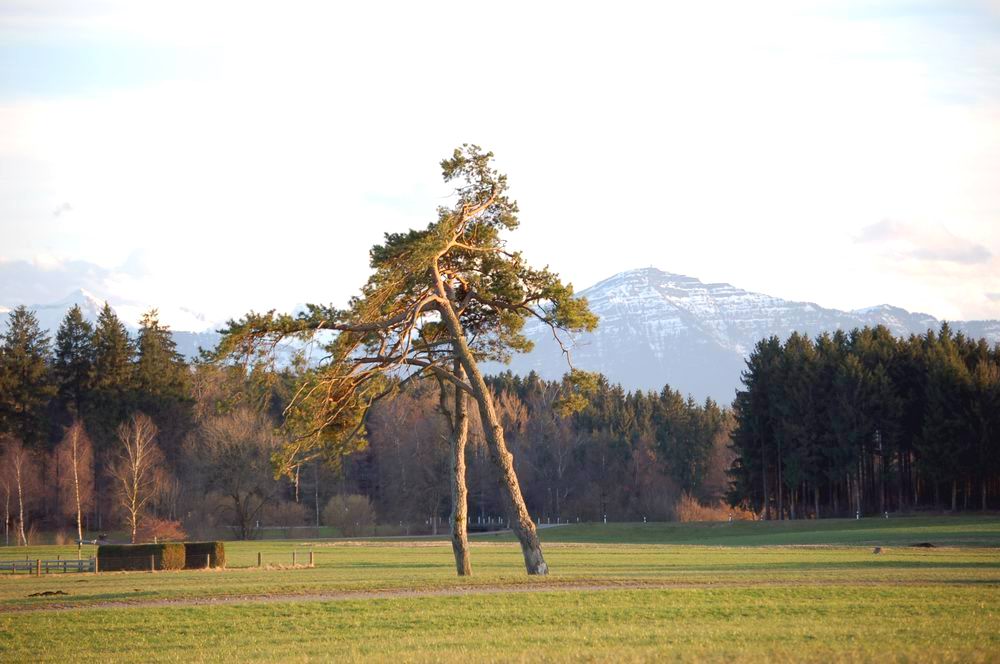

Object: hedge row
[97,543,186,572]
[184,541,226,569]
[98,541,226,572]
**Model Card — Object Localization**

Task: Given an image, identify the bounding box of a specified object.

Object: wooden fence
[0,557,97,575]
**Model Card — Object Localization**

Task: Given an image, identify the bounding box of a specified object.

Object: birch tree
[0,437,38,546]
[218,146,597,575]
[109,413,163,543]
[55,420,95,543]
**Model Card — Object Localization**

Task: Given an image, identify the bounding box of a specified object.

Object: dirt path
[7,575,989,614]
[1,580,707,614]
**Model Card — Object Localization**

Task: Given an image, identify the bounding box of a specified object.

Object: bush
[98,543,186,572]
[184,541,226,569]
[262,500,309,538]
[323,494,376,537]
[675,493,755,523]
[136,517,187,543]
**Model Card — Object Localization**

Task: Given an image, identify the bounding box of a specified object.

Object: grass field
[1,516,998,662]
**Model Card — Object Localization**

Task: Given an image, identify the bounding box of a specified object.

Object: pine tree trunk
[951,480,957,512]
[814,485,820,519]
[983,481,988,511]
[439,301,548,575]
[449,365,472,576]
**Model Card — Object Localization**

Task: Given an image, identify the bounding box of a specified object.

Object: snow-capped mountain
[497,268,1000,404]
[5,270,999,402]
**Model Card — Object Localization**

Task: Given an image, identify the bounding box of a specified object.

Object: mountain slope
[496,268,999,403]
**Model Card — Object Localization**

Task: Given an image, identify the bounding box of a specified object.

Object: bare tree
[0,469,9,546]
[55,420,95,543]
[184,408,281,539]
[108,414,164,543]
[0,437,39,546]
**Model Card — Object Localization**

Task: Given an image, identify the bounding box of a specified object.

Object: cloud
[987,292,1000,302]
[910,244,992,264]
[855,220,993,265]
[51,201,72,217]
[0,256,113,305]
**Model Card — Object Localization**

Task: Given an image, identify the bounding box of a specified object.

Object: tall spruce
[53,304,95,418]
[134,309,191,459]
[90,302,134,446]
[0,306,54,448]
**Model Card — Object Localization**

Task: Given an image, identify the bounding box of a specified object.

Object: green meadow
[1,516,998,662]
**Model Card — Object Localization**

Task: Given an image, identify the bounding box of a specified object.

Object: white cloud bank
[2,1,999,322]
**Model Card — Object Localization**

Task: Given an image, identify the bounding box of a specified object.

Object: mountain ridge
[495,268,1000,403]
[6,268,999,403]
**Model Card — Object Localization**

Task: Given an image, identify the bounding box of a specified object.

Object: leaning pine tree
[216,146,597,575]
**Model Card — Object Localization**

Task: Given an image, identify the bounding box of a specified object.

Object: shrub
[263,500,309,538]
[675,493,755,523]
[136,517,187,543]
[98,543,186,572]
[323,494,376,537]
[184,541,226,569]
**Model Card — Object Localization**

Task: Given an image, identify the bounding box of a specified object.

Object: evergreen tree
[134,309,191,460]
[0,306,54,448]
[135,310,186,398]
[53,305,95,418]
[89,302,134,448]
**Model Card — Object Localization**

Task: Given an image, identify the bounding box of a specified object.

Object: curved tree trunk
[439,303,548,575]
[449,363,472,576]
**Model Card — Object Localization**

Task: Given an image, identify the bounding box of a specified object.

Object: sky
[2,0,1000,330]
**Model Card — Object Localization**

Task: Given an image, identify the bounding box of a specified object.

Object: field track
[7,574,990,613]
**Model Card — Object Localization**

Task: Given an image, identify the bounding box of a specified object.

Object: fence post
[257,552,262,567]
[206,553,211,569]
[150,555,155,572]
[292,551,297,566]
[309,550,314,567]
[93,556,99,574]
[36,559,41,576]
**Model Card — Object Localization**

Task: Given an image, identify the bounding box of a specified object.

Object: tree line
[0,302,732,546]
[342,372,733,530]
[728,324,1000,519]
